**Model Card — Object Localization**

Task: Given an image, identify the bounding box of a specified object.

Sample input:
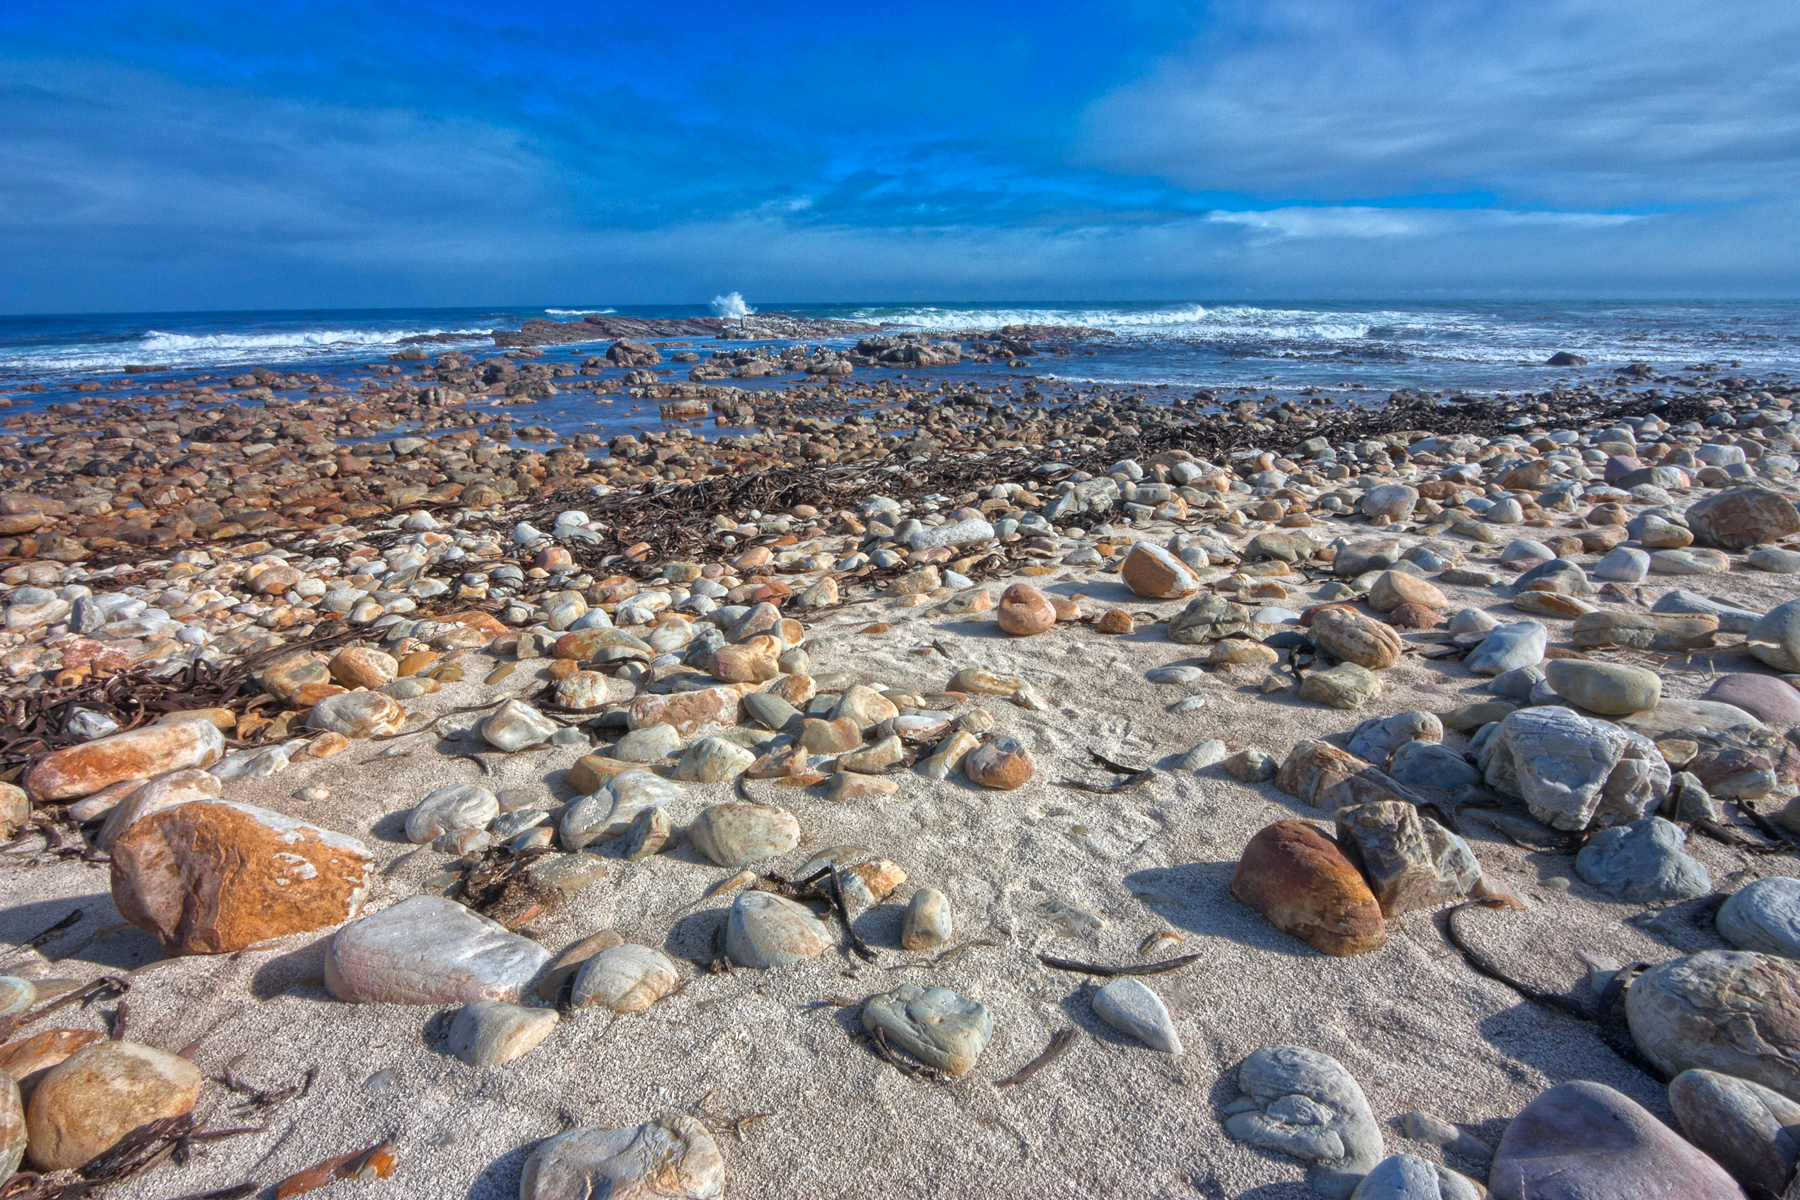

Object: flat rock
[1653,589,1763,634]
[519,1114,724,1200]
[1232,821,1386,956]
[862,983,993,1076]
[1489,1079,1745,1200]
[25,1041,201,1171]
[1093,977,1182,1053]
[25,720,224,802]
[1626,950,1800,1101]
[1545,660,1662,715]
[1478,706,1669,831]
[325,895,551,1004]
[726,891,830,967]
[1669,1068,1800,1198]
[1168,595,1253,644]
[1222,1045,1384,1200]
[1300,662,1382,710]
[1718,877,1800,958]
[110,801,371,955]
[1619,699,1766,739]
[1575,816,1710,903]
[1651,548,1731,575]
[447,1000,558,1067]
[688,803,800,867]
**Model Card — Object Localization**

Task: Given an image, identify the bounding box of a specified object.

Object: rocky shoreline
[0,336,1798,1197]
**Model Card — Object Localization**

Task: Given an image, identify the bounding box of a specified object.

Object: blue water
[2,300,1796,439]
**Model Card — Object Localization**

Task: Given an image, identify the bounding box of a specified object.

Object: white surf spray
[709,292,754,319]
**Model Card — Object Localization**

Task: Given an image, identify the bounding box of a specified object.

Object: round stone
[996,584,1056,635]
[571,944,679,1013]
[1544,660,1661,715]
[26,1041,202,1171]
[1626,950,1800,1100]
[1717,878,1800,958]
[963,737,1034,789]
[407,783,499,844]
[1702,674,1800,726]
[447,1000,558,1067]
[687,803,800,868]
[901,888,953,951]
[862,984,993,1076]
[1669,1068,1800,1198]
[726,891,830,968]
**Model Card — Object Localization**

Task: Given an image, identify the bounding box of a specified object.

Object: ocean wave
[0,325,496,375]
[545,308,616,315]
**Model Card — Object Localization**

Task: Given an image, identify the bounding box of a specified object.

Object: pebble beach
[2,309,1800,1199]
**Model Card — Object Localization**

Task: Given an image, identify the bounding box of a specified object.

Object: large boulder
[1686,486,1800,550]
[1627,951,1800,1101]
[110,801,371,955]
[1669,1068,1800,1199]
[1489,1079,1745,1200]
[25,720,224,801]
[1477,705,1670,831]
[1232,821,1386,956]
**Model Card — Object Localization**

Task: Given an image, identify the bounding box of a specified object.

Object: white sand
[3,537,1797,1199]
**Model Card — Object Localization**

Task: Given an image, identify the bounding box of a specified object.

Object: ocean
[3,300,1797,440]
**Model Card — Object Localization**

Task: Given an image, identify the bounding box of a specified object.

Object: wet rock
[726,891,830,967]
[1310,609,1403,670]
[902,887,953,950]
[25,719,225,802]
[1463,621,1547,676]
[1717,877,1800,958]
[1300,663,1382,710]
[964,736,1034,789]
[25,1041,201,1171]
[325,895,551,1004]
[447,1001,558,1067]
[1489,1080,1744,1200]
[111,801,371,955]
[308,690,405,739]
[1121,542,1200,599]
[519,1114,724,1200]
[480,699,559,751]
[1222,1045,1384,1200]
[1232,821,1386,956]
[687,803,800,867]
[1545,660,1662,715]
[862,984,993,1076]
[1093,977,1182,1054]
[1627,950,1800,1100]
[1668,1068,1800,1198]
[1334,801,1480,917]
[571,944,679,1013]
[1575,816,1710,902]
[408,783,499,844]
[1478,705,1670,831]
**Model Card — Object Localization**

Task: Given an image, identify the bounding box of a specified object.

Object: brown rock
[1275,740,1373,805]
[996,584,1056,636]
[1572,611,1721,653]
[96,767,221,851]
[1309,608,1404,670]
[1367,571,1447,613]
[438,610,510,636]
[26,1041,201,1171]
[766,673,817,705]
[708,635,781,683]
[1120,543,1201,599]
[0,1030,105,1102]
[328,646,398,689]
[1687,487,1800,550]
[25,720,225,802]
[566,755,637,794]
[1230,821,1386,956]
[1096,609,1135,634]
[799,716,863,754]
[1387,602,1443,629]
[963,737,1034,789]
[627,686,739,736]
[110,801,372,955]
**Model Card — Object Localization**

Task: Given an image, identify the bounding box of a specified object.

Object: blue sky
[3,0,1798,312]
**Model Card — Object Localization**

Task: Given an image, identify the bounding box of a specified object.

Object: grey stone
[1651,548,1730,575]
[1222,1045,1384,1200]
[1445,608,1497,638]
[614,723,681,762]
[1654,589,1763,634]
[1594,546,1651,581]
[1619,699,1766,739]
[1178,739,1229,770]
[672,737,756,783]
[519,1115,724,1200]
[743,693,800,732]
[1093,977,1182,1054]
[1146,664,1207,686]
[560,770,684,850]
[1544,660,1661,715]
[1347,712,1442,766]
[325,895,551,1004]
[1575,816,1710,902]
[687,803,800,867]
[1748,599,1800,673]
[862,984,993,1077]
[1750,548,1800,574]
[479,699,559,751]
[1487,665,1545,701]
[1666,772,1720,823]
[1668,1068,1800,1199]
[907,517,994,550]
[1335,801,1480,916]
[571,944,679,1013]
[619,806,672,860]
[1477,705,1669,831]
[1348,1155,1483,1200]
[1299,663,1382,710]
[1335,538,1404,576]
[406,783,499,844]
[901,888,952,950]
[726,891,830,967]
[1717,877,1800,958]
[1387,741,1483,793]
[446,1000,558,1067]
[1463,622,1547,676]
